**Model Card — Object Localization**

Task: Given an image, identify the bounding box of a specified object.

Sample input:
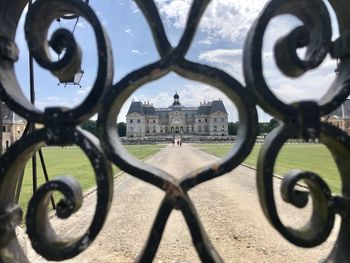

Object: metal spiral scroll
[97,0,258,261]
[0,0,113,261]
[244,0,350,261]
[0,0,349,262]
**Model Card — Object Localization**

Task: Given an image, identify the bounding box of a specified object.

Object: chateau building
[322,99,350,135]
[126,93,228,138]
[1,102,26,151]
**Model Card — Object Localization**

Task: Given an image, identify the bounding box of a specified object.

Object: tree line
[81,120,126,137]
[228,118,279,135]
[81,119,279,137]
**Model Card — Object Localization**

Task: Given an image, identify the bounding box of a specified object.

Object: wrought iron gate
[0,0,349,262]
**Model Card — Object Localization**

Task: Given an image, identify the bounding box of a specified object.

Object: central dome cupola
[173,92,181,105]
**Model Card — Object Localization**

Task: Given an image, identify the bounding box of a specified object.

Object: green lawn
[194,143,341,193]
[19,144,166,212]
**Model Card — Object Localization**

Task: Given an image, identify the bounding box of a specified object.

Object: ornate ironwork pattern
[0,0,348,262]
[244,0,350,262]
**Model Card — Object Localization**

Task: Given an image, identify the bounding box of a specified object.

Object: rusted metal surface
[0,0,348,262]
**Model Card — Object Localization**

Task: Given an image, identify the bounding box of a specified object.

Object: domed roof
[172,92,181,106]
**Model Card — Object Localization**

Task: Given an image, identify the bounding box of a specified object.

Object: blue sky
[14,0,340,122]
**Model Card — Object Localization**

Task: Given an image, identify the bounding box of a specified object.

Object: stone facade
[126,93,228,138]
[322,99,350,135]
[1,102,26,151]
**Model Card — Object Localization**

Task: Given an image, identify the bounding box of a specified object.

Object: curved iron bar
[244,0,350,262]
[0,0,114,261]
[97,0,257,260]
[0,0,348,262]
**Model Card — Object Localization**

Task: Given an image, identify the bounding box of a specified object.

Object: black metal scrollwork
[0,0,349,262]
[244,0,350,261]
[0,0,114,261]
[97,0,257,261]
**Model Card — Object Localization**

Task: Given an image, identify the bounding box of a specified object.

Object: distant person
[177,140,180,147]
[180,140,182,147]
[172,139,175,148]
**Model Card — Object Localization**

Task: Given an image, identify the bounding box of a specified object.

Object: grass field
[19,144,165,212]
[195,143,341,193]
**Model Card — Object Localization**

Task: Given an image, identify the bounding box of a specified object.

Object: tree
[81,120,96,135]
[228,122,239,135]
[257,118,280,135]
[268,118,279,131]
[117,122,126,137]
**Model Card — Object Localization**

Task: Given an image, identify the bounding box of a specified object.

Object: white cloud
[124,28,134,36]
[130,2,141,13]
[155,0,192,28]
[197,37,213,46]
[155,0,268,42]
[131,49,147,55]
[198,49,243,80]
[76,86,91,95]
[199,49,242,64]
[77,21,86,29]
[36,96,72,110]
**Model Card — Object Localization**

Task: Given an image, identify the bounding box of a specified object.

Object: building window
[137,119,140,123]
[153,120,156,123]
[198,126,202,132]
[130,119,133,123]
[214,126,217,132]
[199,119,201,123]
[214,118,217,122]
[222,118,225,122]
[2,126,5,132]
[205,118,207,122]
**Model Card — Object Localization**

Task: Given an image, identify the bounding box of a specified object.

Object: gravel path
[25,144,339,262]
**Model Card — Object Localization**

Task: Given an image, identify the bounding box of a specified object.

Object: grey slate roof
[127,99,227,117]
[143,106,156,115]
[2,102,26,124]
[169,105,183,111]
[210,100,227,114]
[327,99,350,118]
[197,105,211,115]
[127,101,143,114]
